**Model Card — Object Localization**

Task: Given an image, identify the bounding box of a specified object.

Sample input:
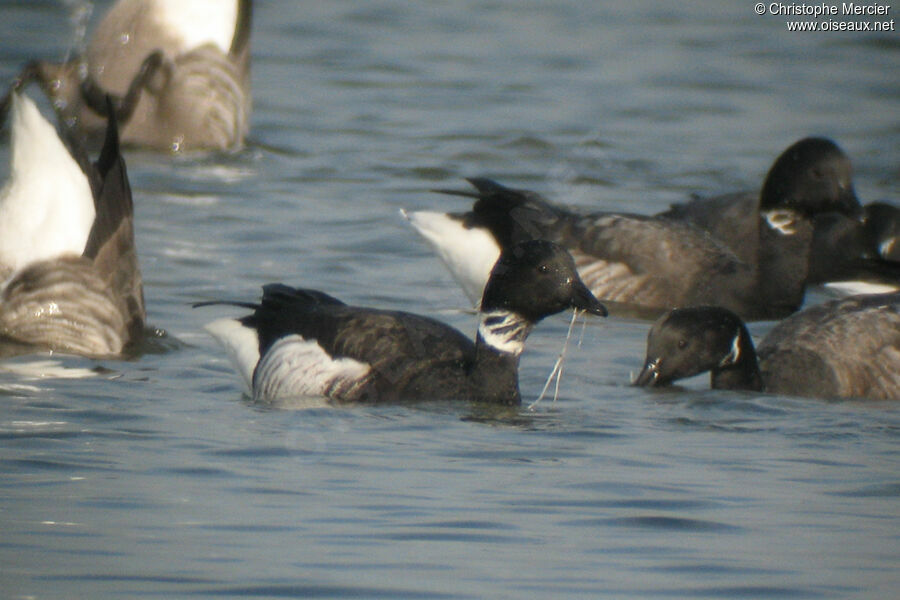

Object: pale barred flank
[252,335,373,404]
[166,46,249,150]
[124,46,249,151]
[0,256,129,357]
[571,252,658,305]
[759,298,900,400]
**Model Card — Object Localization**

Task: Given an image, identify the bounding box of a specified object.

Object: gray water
[1,1,900,598]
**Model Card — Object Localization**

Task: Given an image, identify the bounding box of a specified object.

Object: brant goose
[660,137,898,291]
[198,240,607,404]
[405,173,858,320]
[0,93,144,358]
[634,294,900,401]
[2,0,252,152]
[659,137,860,263]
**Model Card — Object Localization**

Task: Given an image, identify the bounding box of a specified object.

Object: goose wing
[249,285,475,401]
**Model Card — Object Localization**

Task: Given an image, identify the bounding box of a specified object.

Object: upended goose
[0,93,144,358]
[4,0,252,152]
[405,169,860,321]
[198,240,607,404]
[634,294,900,401]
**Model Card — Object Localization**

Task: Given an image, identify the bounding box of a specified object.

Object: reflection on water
[1,1,899,599]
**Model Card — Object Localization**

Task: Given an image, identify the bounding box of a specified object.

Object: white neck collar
[478,310,531,356]
[762,209,799,235]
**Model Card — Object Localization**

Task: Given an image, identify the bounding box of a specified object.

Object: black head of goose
[758,137,859,217]
[774,142,899,291]
[0,92,145,358]
[198,240,607,405]
[633,306,762,392]
[658,137,861,265]
[1,0,252,152]
[659,137,897,292]
[406,173,856,321]
[635,294,900,401]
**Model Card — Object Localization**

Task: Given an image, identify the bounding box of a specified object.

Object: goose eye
[538,264,551,274]
[677,339,688,349]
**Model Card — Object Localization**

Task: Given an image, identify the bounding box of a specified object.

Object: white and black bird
[408,184,849,322]
[404,138,895,320]
[634,294,900,401]
[659,137,861,265]
[0,92,144,358]
[4,0,253,152]
[198,240,607,405]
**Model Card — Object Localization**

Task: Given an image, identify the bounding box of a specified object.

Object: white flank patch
[401,209,500,306]
[824,280,900,296]
[204,318,260,394]
[477,311,530,356]
[879,237,896,259]
[0,94,95,275]
[762,209,798,235]
[252,335,371,403]
[153,0,239,53]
